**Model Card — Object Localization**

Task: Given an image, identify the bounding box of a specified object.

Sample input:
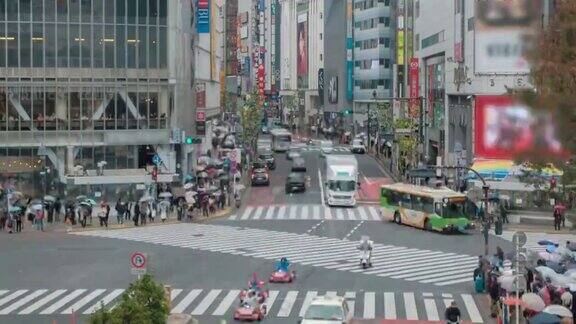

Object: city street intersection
[0,150,515,323]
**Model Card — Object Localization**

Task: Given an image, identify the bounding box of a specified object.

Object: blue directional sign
[152,154,162,166]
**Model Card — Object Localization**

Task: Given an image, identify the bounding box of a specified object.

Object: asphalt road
[0,146,514,323]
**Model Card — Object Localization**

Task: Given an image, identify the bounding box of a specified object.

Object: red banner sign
[408,58,419,118]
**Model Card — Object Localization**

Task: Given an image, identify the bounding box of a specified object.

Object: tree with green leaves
[374,102,393,133]
[517,1,576,197]
[89,274,169,324]
[239,90,263,153]
[393,118,419,175]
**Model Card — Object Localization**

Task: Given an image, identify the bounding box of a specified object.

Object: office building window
[415,0,420,17]
[468,17,474,31]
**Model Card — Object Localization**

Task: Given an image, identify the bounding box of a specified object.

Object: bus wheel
[424,219,432,231]
[393,212,401,224]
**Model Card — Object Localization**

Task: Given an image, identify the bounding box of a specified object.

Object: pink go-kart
[269,268,296,283]
[233,301,267,322]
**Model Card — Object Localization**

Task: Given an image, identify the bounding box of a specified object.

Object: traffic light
[343,108,353,116]
[151,167,158,181]
[183,134,202,144]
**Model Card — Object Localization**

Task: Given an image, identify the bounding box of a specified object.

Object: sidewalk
[366,149,399,182]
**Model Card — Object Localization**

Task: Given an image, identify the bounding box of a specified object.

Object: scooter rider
[444,301,461,324]
[357,236,374,266]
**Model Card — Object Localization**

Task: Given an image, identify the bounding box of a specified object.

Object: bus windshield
[442,199,467,218]
[328,180,356,192]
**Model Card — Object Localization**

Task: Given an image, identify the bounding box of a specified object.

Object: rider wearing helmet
[277,257,290,272]
[248,272,261,293]
[357,236,374,251]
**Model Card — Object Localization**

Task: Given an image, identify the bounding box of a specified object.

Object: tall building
[352,0,396,132]
[410,0,552,166]
[0,0,195,194]
[224,0,239,113]
[279,0,323,130]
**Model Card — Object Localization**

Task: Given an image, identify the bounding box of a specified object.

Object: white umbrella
[139,196,154,202]
[158,192,173,198]
[158,200,171,207]
[521,293,545,312]
[43,195,56,202]
[543,305,573,318]
[32,204,44,211]
[183,183,195,190]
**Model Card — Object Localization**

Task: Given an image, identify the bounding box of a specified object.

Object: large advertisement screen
[474,95,563,159]
[297,12,308,89]
[474,0,539,74]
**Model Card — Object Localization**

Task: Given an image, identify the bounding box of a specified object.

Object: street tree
[393,118,419,175]
[239,90,263,153]
[517,0,576,195]
[89,274,169,324]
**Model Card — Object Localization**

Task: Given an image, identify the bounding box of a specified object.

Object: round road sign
[512,231,527,247]
[131,252,147,269]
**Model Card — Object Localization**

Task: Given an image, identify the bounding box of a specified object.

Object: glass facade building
[0,0,195,188]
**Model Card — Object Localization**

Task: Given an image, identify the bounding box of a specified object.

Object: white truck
[324,155,359,207]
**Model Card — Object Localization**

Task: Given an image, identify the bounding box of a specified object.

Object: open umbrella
[528,312,562,324]
[79,201,91,207]
[539,240,560,247]
[139,196,154,202]
[75,195,87,201]
[502,296,523,306]
[522,293,546,312]
[11,191,23,197]
[543,305,573,318]
[158,200,171,207]
[84,199,97,206]
[43,195,56,202]
[8,206,22,213]
[547,245,558,253]
[183,183,195,190]
[197,171,209,178]
[158,192,173,198]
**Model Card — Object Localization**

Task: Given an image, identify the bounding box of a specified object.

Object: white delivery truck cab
[324,155,358,207]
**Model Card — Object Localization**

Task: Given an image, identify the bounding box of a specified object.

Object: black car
[285,172,306,193]
[258,151,276,170]
[291,157,306,172]
[251,168,270,186]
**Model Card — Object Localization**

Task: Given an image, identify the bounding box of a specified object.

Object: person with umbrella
[53,197,62,223]
[115,198,124,225]
[34,204,45,231]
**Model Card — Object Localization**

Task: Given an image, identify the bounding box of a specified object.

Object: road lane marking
[0,290,47,314]
[82,289,124,314]
[312,205,320,219]
[191,289,222,315]
[0,291,7,297]
[324,207,332,219]
[403,292,418,320]
[363,292,375,319]
[318,169,325,207]
[436,277,473,286]
[301,205,309,219]
[277,291,298,317]
[18,290,67,315]
[335,209,345,220]
[253,206,263,219]
[346,209,355,220]
[299,291,318,317]
[277,206,286,219]
[325,291,338,298]
[414,268,474,282]
[384,292,396,319]
[171,289,202,314]
[306,220,325,234]
[421,273,472,284]
[61,289,106,314]
[358,207,368,220]
[240,206,253,220]
[264,290,279,313]
[344,291,356,317]
[424,298,439,321]
[265,206,275,219]
[0,290,28,308]
[368,206,380,220]
[343,221,365,240]
[170,289,183,301]
[462,294,484,323]
[212,290,239,316]
[40,289,87,314]
[289,206,298,219]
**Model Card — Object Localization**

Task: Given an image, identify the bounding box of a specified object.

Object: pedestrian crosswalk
[298,146,350,152]
[75,224,477,286]
[0,288,485,322]
[497,230,575,252]
[229,204,382,221]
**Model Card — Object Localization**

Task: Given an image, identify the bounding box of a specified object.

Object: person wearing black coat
[133,203,140,226]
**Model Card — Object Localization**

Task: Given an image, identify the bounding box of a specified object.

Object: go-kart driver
[248,272,262,294]
[276,257,290,272]
[241,290,260,308]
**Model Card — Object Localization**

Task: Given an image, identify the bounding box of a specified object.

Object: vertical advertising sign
[408,58,419,118]
[197,0,210,33]
[297,12,308,89]
[397,30,405,65]
[346,0,353,100]
[196,83,206,108]
[318,68,325,105]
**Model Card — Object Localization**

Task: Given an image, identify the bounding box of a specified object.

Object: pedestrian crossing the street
[75,224,477,286]
[0,288,485,322]
[229,204,382,221]
[497,230,575,253]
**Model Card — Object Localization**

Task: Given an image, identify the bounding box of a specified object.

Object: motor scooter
[360,250,372,269]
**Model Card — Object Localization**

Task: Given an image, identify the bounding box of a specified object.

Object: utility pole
[369,90,376,150]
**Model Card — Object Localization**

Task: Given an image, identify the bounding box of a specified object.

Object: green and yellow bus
[380,183,475,233]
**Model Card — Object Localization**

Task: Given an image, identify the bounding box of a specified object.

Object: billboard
[474,95,563,159]
[346,0,353,100]
[474,0,539,74]
[197,0,210,33]
[328,76,338,104]
[397,30,405,65]
[297,12,308,89]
